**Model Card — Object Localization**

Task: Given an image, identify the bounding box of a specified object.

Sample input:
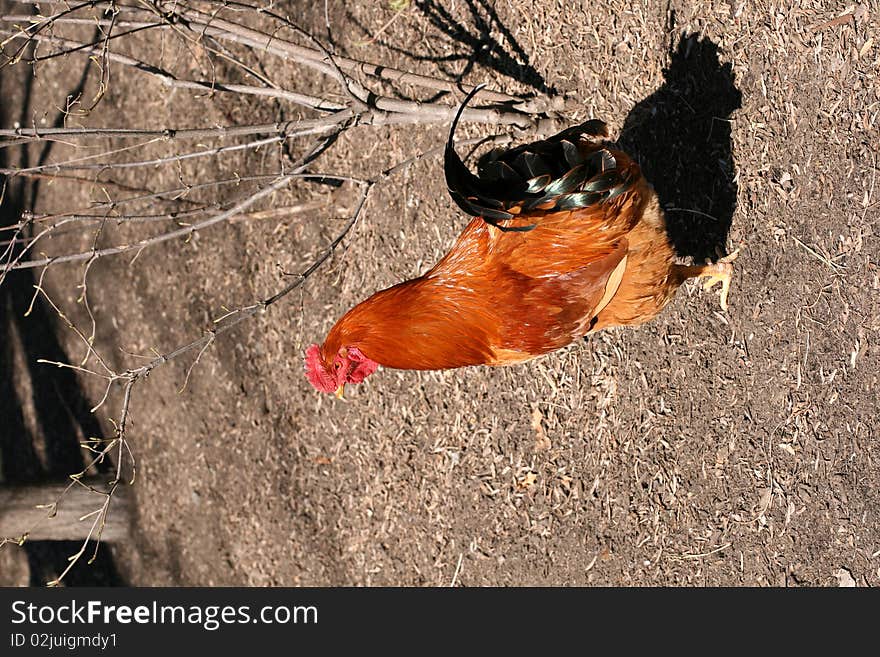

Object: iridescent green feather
[445,88,636,232]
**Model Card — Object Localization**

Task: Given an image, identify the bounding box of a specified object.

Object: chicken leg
[674,250,739,311]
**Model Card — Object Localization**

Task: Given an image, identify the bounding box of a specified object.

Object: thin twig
[5,172,302,269]
[0,27,345,111]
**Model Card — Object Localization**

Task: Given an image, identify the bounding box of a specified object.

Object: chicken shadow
[0,45,124,586]
[618,33,742,263]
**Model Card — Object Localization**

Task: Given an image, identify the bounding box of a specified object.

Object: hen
[306,88,736,397]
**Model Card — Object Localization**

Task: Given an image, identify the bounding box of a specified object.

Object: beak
[334,384,345,400]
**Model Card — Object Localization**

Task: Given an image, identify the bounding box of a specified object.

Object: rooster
[306,88,736,397]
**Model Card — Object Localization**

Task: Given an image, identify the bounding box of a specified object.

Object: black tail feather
[443,88,633,233]
[444,85,530,230]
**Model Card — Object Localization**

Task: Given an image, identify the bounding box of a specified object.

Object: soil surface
[1,1,878,586]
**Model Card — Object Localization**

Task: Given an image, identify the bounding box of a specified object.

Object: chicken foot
[674,250,739,311]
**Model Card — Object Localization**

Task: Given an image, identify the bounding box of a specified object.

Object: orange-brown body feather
[320,143,680,372]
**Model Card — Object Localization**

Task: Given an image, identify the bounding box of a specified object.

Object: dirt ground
[1,1,878,586]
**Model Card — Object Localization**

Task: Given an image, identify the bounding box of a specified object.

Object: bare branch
[4,172,301,269]
[0,26,346,111]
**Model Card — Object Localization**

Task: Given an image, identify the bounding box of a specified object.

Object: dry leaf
[531,406,551,451]
[778,443,796,457]
[835,567,856,587]
[517,471,538,490]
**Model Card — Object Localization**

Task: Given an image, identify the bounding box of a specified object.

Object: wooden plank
[0,475,131,542]
[0,546,29,586]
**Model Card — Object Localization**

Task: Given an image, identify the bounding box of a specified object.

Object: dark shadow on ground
[344,0,555,99]
[0,25,124,586]
[413,0,555,95]
[618,31,742,263]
